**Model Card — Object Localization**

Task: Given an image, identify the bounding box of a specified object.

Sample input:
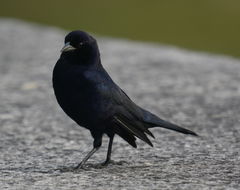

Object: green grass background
[1,0,240,57]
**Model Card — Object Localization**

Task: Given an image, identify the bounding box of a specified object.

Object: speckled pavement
[0,19,240,190]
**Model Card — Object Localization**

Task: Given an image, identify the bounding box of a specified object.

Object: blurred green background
[1,0,240,57]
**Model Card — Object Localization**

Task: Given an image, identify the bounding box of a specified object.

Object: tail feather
[149,119,197,136]
[142,110,198,136]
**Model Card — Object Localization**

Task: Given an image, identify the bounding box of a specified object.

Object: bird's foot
[101,159,115,166]
[74,162,86,170]
[58,160,128,172]
[80,160,115,169]
[58,165,83,172]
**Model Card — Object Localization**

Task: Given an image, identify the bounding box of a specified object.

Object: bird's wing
[97,80,155,146]
[105,83,197,137]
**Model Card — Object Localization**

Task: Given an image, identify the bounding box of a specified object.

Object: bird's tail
[142,110,198,136]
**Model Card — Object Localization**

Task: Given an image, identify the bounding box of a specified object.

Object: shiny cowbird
[52,31,197,169]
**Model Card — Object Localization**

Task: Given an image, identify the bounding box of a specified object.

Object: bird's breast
[53,63,110,127]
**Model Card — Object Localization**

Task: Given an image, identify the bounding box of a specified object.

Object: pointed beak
[61,42,76,52]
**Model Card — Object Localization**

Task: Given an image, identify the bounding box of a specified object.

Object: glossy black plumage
[52,31,197,168]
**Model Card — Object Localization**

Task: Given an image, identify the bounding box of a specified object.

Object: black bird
[52,31,197,169]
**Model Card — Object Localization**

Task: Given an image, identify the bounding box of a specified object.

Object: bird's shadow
[1,160,156,175]
[56,160,129,173]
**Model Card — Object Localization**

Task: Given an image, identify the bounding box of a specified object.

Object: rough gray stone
[0,19,240,190]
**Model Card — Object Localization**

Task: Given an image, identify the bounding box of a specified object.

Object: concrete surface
[0,19,240,190]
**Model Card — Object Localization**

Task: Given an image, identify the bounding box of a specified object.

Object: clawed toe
[101,159,116,166]
[74,163,86,170]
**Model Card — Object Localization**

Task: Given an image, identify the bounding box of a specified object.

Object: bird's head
[61,31,99,59]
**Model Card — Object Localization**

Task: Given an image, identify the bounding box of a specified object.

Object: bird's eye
[79,42,84,46]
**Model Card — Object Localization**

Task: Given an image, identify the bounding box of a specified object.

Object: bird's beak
[61,42,76,52]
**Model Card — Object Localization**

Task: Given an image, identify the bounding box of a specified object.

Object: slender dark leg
[102,135,114,166]
[75,136,102,169]
[75,147,99,169]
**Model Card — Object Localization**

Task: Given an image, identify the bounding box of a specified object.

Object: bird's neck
[78,44,100,64]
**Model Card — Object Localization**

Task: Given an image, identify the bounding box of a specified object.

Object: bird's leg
[74,147,99,169]
[102,135,114,166]
[75,137,102,169]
